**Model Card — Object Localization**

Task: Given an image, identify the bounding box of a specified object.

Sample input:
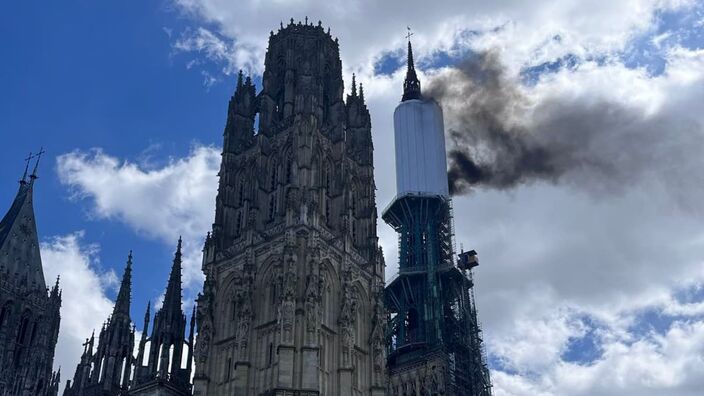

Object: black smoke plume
[425,50,704,197]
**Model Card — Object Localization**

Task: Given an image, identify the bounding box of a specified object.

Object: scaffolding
[383,194,492,395]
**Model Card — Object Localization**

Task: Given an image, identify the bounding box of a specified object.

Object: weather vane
[406,26,414,41]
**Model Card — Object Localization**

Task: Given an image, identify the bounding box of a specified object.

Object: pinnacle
[112,251,133,318]
[351,74,357,97]
[161,237,184,318]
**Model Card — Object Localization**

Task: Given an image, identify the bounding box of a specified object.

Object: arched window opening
[119,357,127,385]
[181,343,190,369]
[253,113,260,136]
[156,345,163,373]
[98,356,106,382]
[142,341,151,366]
[167,345,175,374]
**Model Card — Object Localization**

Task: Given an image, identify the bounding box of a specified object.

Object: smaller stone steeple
[402,39,422,101]
[131,237,194,396]
[0,152,61,396]
[113,250,132,319]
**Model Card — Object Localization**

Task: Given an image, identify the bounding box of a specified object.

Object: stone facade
[193,19,386,396]
[0,164,61,396]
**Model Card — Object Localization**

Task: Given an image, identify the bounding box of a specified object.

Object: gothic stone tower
[0,158,62,396]
[193,19,386,396]
[383,42,492,395]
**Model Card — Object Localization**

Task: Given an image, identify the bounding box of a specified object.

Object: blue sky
[1,1,226,316]
[2,1,704,395]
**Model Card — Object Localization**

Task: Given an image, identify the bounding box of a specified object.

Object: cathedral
[192,19,386,396]
[0,18,493,396]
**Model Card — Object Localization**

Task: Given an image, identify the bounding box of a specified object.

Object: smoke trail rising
[425,50,704,197]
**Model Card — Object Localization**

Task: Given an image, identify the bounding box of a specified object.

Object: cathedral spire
[0,156,47,290]
[402,29,422,101]
[112,250,132,318]
[162,237,183,316]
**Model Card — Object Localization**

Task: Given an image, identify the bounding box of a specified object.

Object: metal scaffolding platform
[384,195,492,396]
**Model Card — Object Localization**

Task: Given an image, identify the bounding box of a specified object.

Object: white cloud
[493,320,704,396]
[56,145,221,289]
[40,232,114,378]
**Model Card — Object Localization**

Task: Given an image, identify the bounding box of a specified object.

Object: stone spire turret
[131,237,192,395]
[112,251,132,319]
[402,38,422,101]
[162,237,183,319]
